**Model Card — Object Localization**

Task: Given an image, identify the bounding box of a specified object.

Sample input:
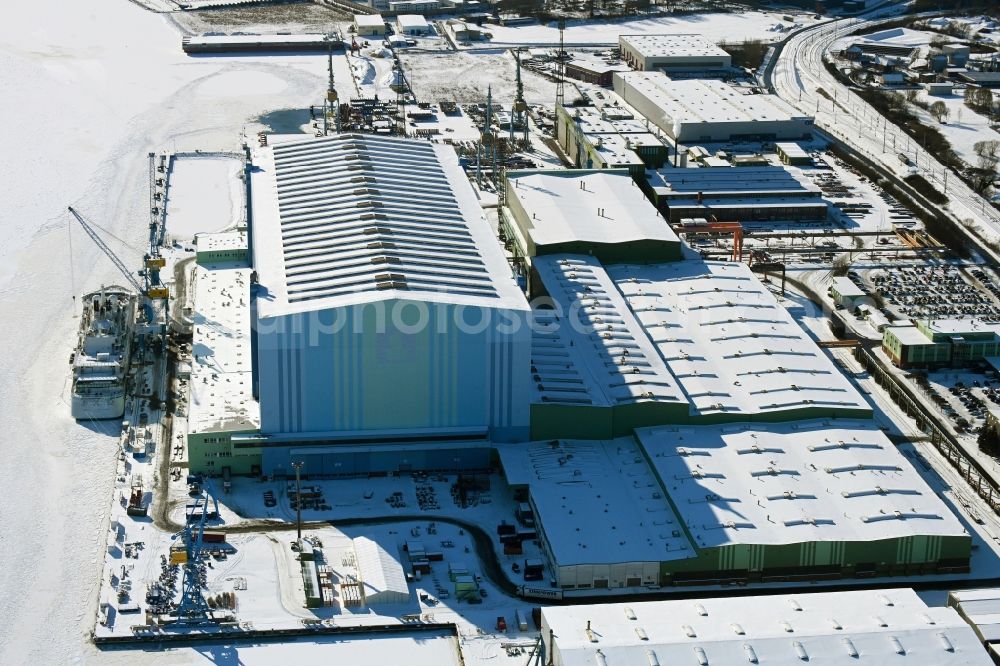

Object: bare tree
[975,140,1000,159]
[929,100,950,123]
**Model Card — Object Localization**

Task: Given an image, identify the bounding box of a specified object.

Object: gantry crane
[174,490,219,625]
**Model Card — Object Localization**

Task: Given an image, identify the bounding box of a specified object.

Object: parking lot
[866,264,1000,321]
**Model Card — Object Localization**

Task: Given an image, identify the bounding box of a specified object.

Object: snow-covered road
[0,2,326,663]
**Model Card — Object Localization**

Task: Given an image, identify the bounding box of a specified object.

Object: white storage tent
[354,537,410,606]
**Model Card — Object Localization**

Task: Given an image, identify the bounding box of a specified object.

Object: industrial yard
[10,0,1000,664]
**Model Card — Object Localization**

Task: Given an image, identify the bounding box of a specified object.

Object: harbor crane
[68,206,167,300]
[174,490,218,625]
[68,206,145,295]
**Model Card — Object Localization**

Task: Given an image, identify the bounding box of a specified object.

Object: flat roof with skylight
[636,420,966,549]
[531,254,870,419]
[541,588,990,666]
[505,170,679,261]
[250,134,526,319]
[188,264,259,435]
[497,438,695,567]
[530,255,684,410]
[619,33,731,62]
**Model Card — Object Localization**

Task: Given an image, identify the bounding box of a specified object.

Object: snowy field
[401,51,560,105]
[482,11,818,47]
[163,155,244,241]
[0,1,328,663]
[910,91,1000,170]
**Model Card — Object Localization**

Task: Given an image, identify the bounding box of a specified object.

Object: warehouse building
[830,276,867,311]
[618,34,732,72]
[636,420,970,583]
[555,103,671,177]
[187,134,531,476]
[195,230,249,266]
[499,420,969,590]
[563,54,630,86]
[498,438,693,590]
[540,589,990,666]
[354,14,386,37]
[646,165,828,222]
[395,14,430,36]
[186,259,261,476]
[613,73,814,142]
[775,141,814,166]
[249,134,530,447]
[883,318,1000,368]
[501,169,681,275]
[529,255,871,440]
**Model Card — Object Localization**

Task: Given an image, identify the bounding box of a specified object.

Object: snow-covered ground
[163,155,244,242]
[0,1,329,663]
[400,51,561,105]
[910,91,1000,171]
[482,11,819,47]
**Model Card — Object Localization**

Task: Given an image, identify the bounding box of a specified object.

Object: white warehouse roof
[541,588,990,666]
[354,536,409,605]
[531,255,684,409]
[531,254,870,417]
[832,276,865,299]
[615,73,808,126]
[497,439,695,567]
[188,265,260,435]
[619,33,730,60]
[636,420,967,548]
[506,170,679,250]
[396,14,428,29]
[250,134,527,319]
[354,14,384,28]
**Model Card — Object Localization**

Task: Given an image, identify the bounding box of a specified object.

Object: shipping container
[515,608,529,631]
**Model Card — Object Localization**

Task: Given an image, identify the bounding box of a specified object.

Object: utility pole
[292,460,304,543]
[555,19,566,110]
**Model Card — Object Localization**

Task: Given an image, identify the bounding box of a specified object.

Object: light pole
[292,460,304,543]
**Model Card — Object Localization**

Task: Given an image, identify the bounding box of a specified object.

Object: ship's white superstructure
[71,286,136,420]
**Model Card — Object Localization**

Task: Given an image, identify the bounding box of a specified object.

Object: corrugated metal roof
[251,134,527,319]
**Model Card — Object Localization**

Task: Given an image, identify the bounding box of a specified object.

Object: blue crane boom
[67,206,145,294]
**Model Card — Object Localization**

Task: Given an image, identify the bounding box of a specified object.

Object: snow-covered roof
[615,74,809,125]
[532,255,869,416]
[353,536,409,601]
[354,14,384,28]
[497,439,695,567]
[949,589,1000,643]
[542,588,990,666]
[650,166,822,198]
[923,318,1000,337]
[636,420,967,548]
[250,134,527,319]
[506,170,678,251]
[885,324,934,346]
[188,265,260,435]
[530,255,684,409]
[619,33,730,61]
[831,277,865,299]
[197,230,247,253]
[396,14,428,29]
[775,141,811,159]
